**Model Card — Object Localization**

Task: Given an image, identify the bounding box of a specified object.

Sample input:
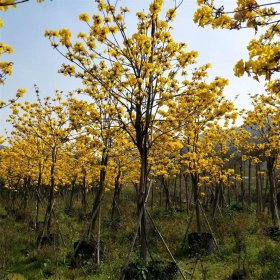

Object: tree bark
[111,170,121,224]
[211,182,221,223]
[240,158,245,206]
[87,149,108,239]
[69,175,77,210]
[256,164,261,217]
[248,159,252,207]
[138,147,148,262]
[267,158,280,227]
[192,174,201,233]
[35,170,42,229]
[161,176,173,212]
[81,169,87,212]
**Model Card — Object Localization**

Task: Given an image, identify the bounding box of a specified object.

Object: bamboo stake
[146,209,187,280]
[37,199,55,249]
[182,205,195,246]
[199,200,220,253]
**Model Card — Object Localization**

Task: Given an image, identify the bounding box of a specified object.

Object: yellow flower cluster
[79,13,90,22]
[16,88,27,98]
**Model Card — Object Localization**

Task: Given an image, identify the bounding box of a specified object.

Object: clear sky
[0,0,265,136]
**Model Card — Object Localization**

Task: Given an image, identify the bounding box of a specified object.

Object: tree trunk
[46,160,55,234]
[179,170,182,211]
[111,170,121,223]
[248,159,252,207]
[184,174,190,213]
[256,164,261,217]
[161,176,173,212]
[227,179,231,206]
[259,165,264,212]
[38,150,56,248]
[87,150,108,239]
[211,182,221,223]
[234,163,238,203]
[96,205,101,265]
[81,170,87,212]
[69,175,77,210]
[23,176,30,220]
[192,174,201,233]
[159,184,162,208]
[219,183,225,208]
[35,171,42,229]
[173,175,177,208]
[138,147,148,262]
[267,158,280,227]
[240,158,245,206]
[151,184,154,210]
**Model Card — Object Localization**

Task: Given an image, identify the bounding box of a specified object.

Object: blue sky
[0,0,265,135]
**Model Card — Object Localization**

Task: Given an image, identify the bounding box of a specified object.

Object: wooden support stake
[146,209,187,280]
[182,206,195,246]
[199,200,220,253]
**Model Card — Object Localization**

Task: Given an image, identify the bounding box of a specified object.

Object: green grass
[0,190,280,279]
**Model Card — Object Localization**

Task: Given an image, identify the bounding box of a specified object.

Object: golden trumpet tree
[199,125,236,220]
[44,0,196,260]
[232,127,253,206]
[194,0,280,30]
[243,85,280,226]
[0,144,24,193]
[60,137,99,211]
[194,1,280,82]
[8,91,75,241]
[106,131,139,224]
[0,136,49,221]
[175,67,237,231]
[4,137,40,217]
[0,0,45,108]
[45,0,236,260]
[68,95,120,241]
[149,133,183,211]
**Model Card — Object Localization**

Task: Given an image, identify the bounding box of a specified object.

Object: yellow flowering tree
[106,132,139,226]
[198,125,237,221]
[180,123,235,232]
[61,136,99,213]
[194,1,280,82]
[44,0,238,261]
[243,86,280,226]
[195,0,280,222]
[8,135,50,226]
[45,0,200,261]
[0,144,26,209]
[67,95,121,245]
[231,127,253,207]
[194,1,279,30]
[8,91,75,245]
[0,0,44,107]
[149,133,183,212]
[171,64,237,232]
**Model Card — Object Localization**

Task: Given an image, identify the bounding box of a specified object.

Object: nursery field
[1,186,280,280]
[0,0,279,279]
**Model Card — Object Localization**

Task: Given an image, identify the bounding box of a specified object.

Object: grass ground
[0,189,280,280]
